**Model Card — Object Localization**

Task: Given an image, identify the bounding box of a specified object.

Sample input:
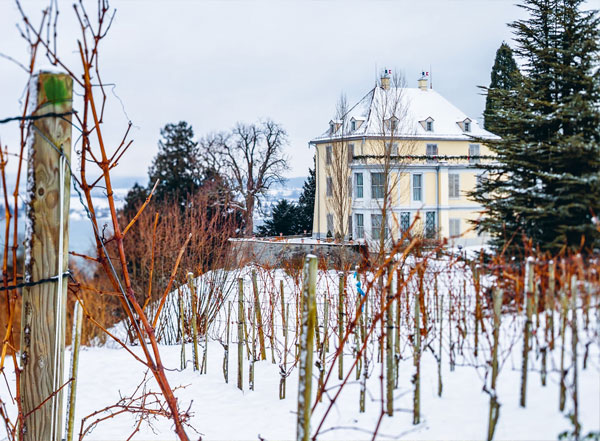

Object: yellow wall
[313,137,493,243]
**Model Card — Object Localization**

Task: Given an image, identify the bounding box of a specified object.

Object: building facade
[310,73,499,248]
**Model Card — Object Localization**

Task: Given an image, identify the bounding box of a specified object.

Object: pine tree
[257,199,299,237]
[483,42,522,134]
[296,163,316,234]
[471,0,600,255]
[148,121,202,204]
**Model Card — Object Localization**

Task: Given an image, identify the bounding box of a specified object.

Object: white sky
[0,0,527,181]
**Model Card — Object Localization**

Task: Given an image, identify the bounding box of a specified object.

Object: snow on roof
[312,86,500,142]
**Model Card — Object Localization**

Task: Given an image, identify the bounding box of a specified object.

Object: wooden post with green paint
[20,72,73,441]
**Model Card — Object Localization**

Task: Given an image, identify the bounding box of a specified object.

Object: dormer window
[329,122,335,135]
[420,116,435,132]
[458,118,472,133]
[351,120,356,131]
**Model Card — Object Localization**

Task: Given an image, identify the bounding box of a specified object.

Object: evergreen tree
[483,42,522,134]
[148,121,202,204]
[471,0,600,255]
[122,183,149,217]
[296,163,316,234]
[257,199,299,237]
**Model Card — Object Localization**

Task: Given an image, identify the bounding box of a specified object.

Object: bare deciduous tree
[203,120,289,235]
[326,94,352,240]
[371,71,416,257]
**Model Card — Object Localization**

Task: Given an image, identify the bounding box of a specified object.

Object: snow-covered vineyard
[3,253,598,440]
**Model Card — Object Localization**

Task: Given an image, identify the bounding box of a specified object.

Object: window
[329,122,335,135]
[426,143,438,163]
[326,214,334,235]
[371,172,384,199]
[386,142,398,156]
[449,173,460,198]
[400,212,411,232]
[426,120,433,132]
[351,120,356,131]
[326,176,333,197]
[412,174,422,201]
[355,173,363,198]
[464,121,471,132]
[449,218,461,237]
[469,144,480,164]
[371,214,388,241]
[326,145,332,164]
[355,213,364,239]
[425,212,436,238]
[348,144,355,162]
[348,215,352,238]
[390,118,398,132]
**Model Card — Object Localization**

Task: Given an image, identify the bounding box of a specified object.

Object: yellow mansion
[309,72,499,247]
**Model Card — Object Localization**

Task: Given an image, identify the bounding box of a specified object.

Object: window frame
[371,172,385,199]
[355,213,364,239]
[448,173,460,199]
[412,173,423,202]
[325,145,332,165]
[355,173,364,199]
[449,218,461,237]
[469,144,480,164]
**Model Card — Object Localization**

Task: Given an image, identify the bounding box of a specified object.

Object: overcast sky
[0,0,528,182]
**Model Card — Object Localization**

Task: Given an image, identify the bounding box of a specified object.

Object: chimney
[381,69,391,90]
[418,72,429,91]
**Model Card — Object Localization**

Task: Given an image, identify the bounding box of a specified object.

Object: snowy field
[2,262,599,440]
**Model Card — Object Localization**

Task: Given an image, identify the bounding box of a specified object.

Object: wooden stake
[20,72,73,441]
[65,300,83,441]
[223,301,231,383]
[179,288,186,370]
[338,272,344,380]
[251,269,267,361]
[296,255,317,441]
[487,288,503,441]
[237,278,244,391]
[187,273,200,372]
[520,257,534,407]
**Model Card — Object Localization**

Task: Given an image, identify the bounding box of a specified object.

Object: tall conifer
[471,0,600,254]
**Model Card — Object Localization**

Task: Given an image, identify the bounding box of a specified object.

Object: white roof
[312,86,499,142]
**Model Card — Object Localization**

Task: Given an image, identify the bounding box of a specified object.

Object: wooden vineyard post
[547,261,556,350]
[296,255,317,441]
[385,263,394,416]
[570,275,580,439]
[20,72,73,441]
[474,265,481,358]
[251,269,267,361]
[249,304,256,391]
[237,278,244,391]
[337,272,344,380]
[179,288,186,370]
[487,288,503,441]
[279,279,287,399]
[269,287,276,364]
[520,257,534,407]
[438,292,443,397]
[395,269,402,388]
[187,273,200,372]
[559,284,568,411]
[413,264,423,425]
[65,300,83,441]
[223,301,231,383]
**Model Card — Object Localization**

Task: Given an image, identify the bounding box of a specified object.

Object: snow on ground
[1,262,598,440]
